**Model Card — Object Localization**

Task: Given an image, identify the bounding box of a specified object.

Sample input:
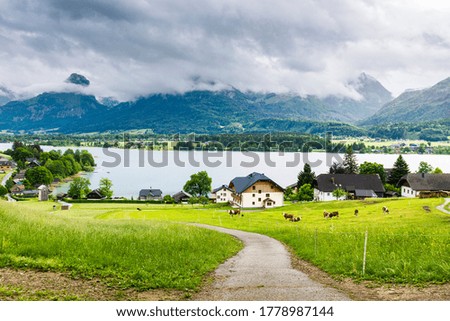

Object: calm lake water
[1,143,449,198]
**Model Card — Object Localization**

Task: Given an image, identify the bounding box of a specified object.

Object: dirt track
[192,224,350,301]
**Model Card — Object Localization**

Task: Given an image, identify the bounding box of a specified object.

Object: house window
[258,190,262,194]
[252,186,256,190]
[271,185,274,189]
[252,193,255,197]
[327,192,330,196]
[266,193,270,197]
[267,202,272,206]
[258,198,261,202]
[252,202,255,205]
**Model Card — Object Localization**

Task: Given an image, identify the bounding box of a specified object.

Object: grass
[0,197,449,292]
[0,202,242,291]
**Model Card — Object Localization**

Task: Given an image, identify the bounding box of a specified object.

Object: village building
[0,158,13,171]
[211,185,234,203]
[138,188,163,201]
[10,184,25,195]
[313,174,385,201]
[228,172,284,208]
[38,185,49,201]
[172,191,192,203]
[398,173,450,198]
[26,158,41,168]
[86,189,106,200]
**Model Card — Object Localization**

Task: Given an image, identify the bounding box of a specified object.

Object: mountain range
[0,73,448,134]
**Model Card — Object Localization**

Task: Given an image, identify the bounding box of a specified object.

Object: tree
[0,185,7,197]
[297,163,316,189]
[388,155,410,185]
[359,161,386,184]
[433,167,443,174]
[343,145,359,174]
[99,177,113,198]
[67,177,91,199]
[163,195,175,204]
[417,161,433,173]
[183,171,212,197]
[329,162,345,174]
[25,166,54,186]
[296,183,314,201]
[283,186,294,201]
[332,187,347,200]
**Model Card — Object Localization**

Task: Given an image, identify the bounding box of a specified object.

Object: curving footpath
[436,198,450,214]
[192,224,350,301]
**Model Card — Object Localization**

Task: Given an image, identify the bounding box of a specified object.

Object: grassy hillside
[0,198,449,293]
[0,202,242,291]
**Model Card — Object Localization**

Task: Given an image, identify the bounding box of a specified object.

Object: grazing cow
[354,209,359,216]
[229,209,241,217]
[289,216,301,222]
[329,211,339,218]
[423,206,431,213]
[283,212,294,220]
[137,208,142,211]
[382,206,389,214]
[323,210,330,218]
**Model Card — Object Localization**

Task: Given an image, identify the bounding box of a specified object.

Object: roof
[86,189,104,198]
[139,189,163,198]
[354,189,377,197]
[229,172,284,194]
[172,191,192,199]
[212,185,232,193]
[314,174,385,193]
[0,158,12,165]
[398,173,450,191]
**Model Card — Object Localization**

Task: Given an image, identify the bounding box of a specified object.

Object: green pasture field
[0,197,449,293]
[0,201,242,292]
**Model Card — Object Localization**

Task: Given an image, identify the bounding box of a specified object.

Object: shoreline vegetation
[0,132,449,154]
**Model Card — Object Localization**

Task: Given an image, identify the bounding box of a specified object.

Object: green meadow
[0,197,449,294]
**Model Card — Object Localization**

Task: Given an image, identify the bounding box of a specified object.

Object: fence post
[314,229,318,257]
[362,230,368,275]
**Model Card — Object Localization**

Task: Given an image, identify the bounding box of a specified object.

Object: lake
[1,143,449,198]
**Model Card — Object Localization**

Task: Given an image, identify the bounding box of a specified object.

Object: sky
[0,0,450,101]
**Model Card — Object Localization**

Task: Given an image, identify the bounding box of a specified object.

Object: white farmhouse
[398,173,450,198]
[212,185,234,203]
[229,172,284,208]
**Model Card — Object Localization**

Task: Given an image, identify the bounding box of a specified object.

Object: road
[192,224,350,301]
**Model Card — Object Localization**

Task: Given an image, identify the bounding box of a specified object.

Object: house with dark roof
[172,191,192,203]
[138,188,163,201]
[86,189,106,200]
[398,173,450,198]
[211,185,234,203]
[228,172,284,208]
[313,174,385,201]
[0,158,13,171]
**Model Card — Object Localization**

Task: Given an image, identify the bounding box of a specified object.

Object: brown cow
[289,216,301,222]
[329,211,339,218]
[354,209,359,216]
[229,209,241,217]
[382,206,389,214]
[323,210,330,218]
[283,212,294,220]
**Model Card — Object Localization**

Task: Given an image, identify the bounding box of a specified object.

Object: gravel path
[436,198,450,215]
[192,224,350,301]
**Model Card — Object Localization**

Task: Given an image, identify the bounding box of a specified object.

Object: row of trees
[67,177,113,199]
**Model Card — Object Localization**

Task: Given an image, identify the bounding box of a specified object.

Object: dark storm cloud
[0,0,449,100]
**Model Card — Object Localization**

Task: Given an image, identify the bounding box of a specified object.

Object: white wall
[214,188,234,203]
[401,186,419,198]
[240,192,284,208]
[314,188,346,202]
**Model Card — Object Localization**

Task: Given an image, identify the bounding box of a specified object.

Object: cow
[329,211,339,218]
[137,208,142,211]
[423,206,431,213]
[382,206,389,214]
[229,209,241,217]
[354,209,359,216]
[283,212,294,220]
[323,210,330,218]
[289,216,301,222]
